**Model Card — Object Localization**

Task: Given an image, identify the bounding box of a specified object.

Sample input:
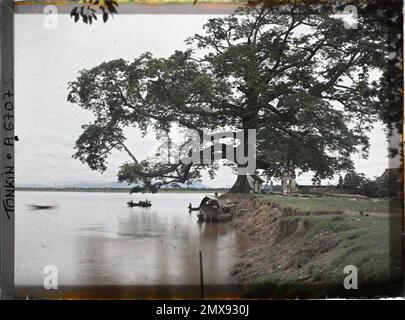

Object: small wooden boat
[28,205,55,210]
[127,200,152,208]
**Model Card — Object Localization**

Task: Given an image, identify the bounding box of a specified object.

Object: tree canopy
[67,2,398,192]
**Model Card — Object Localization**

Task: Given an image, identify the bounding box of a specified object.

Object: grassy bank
[253,194,394,213]
[225,194,402,298]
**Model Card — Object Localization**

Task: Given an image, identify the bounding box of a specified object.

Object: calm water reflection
[16,191,249,286]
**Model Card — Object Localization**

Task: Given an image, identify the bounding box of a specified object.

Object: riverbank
[224,194,402,298]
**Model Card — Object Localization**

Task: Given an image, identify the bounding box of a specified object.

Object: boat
[127,200,152,208]
[197,196,235,222]
[28,204,55,210]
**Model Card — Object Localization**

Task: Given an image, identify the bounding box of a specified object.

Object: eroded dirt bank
[221,194,398,298]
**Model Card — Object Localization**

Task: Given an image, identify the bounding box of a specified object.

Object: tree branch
[120,142,139,164]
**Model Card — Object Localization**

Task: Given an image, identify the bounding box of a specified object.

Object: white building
[248,174,264,193]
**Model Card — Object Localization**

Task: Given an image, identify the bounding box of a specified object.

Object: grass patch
[254,194,395,213]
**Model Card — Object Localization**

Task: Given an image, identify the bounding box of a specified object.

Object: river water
[15,191,249,287]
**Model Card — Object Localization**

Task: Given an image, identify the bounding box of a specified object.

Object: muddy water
[16,191,249,286]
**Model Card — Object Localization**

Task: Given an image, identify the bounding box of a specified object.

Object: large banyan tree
[67,1,401,193]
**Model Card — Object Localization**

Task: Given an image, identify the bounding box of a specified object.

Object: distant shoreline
[15,187,228,193]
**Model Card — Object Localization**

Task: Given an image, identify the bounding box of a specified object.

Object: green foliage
[361,180,387,198]
[71,0,118,24]
[68,3,393,191]
[72,123,125,172]
[343,170,366,194]
[342,169,394,198]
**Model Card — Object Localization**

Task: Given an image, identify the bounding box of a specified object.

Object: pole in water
[199,250,204,299]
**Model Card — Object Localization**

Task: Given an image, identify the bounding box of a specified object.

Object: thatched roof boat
[197,196,235,222]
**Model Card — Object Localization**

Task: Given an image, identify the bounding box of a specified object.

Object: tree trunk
[229,175,251,193]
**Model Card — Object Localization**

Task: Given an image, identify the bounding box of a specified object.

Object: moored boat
[197,196,235,222]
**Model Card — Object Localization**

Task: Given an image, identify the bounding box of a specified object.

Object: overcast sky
[15,14,396,188]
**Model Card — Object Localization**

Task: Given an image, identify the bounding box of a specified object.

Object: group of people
[127,199,152,207]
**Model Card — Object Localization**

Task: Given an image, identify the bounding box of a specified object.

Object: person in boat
[188,203,200,211]
[139,200,151,206]
[128,200,152,207]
